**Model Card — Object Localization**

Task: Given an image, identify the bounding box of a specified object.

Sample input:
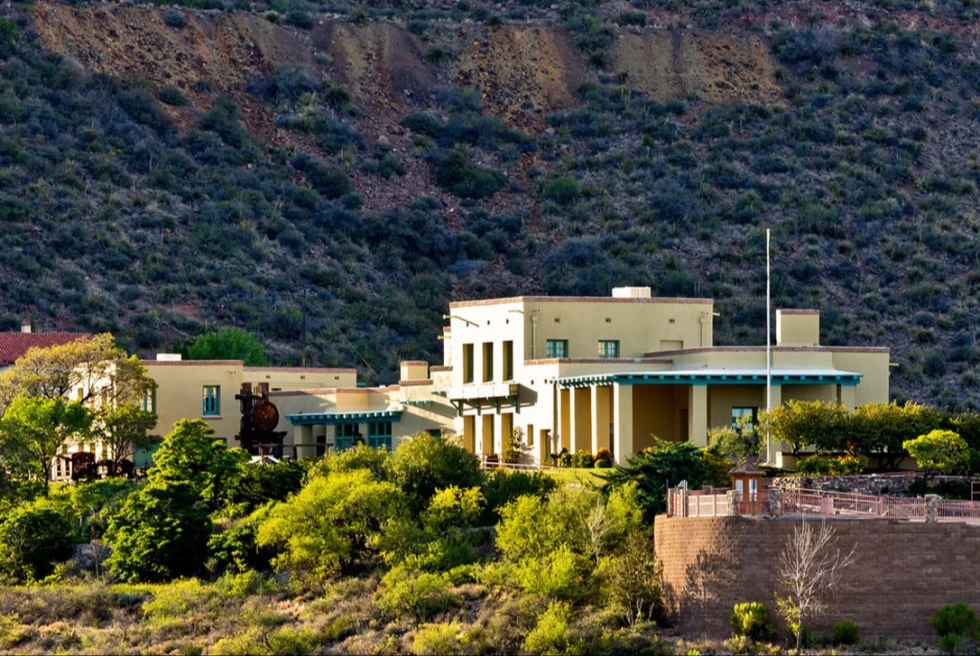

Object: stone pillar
[837,384,856,412]
[570,387,591,455]
[726,490,739,517]
[769,487,783,518]
[926,494,939,523]
[688,385,708,447]
[591,385,612,455]
[768,384,786,457]
[613,383,633,466]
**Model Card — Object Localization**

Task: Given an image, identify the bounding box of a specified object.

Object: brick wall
[654,516,980,638]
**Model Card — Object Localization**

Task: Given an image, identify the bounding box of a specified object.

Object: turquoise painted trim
[553,372,862,388]
[285,410,403,426]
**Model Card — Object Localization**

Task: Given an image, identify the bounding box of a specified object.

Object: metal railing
[668,487,980,523]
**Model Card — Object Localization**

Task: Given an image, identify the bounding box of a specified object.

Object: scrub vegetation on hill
[1,0,979,409]
[0,424,679,654]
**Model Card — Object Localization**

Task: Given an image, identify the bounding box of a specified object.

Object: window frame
[463,344,475,384]
[545,339,568,359]
[335,423,361,452]
[597,340,620,358]
[368,421,393,450]
[503,340,514,381]
[202,385,220,416]
[483,342,494,383]
[731,407,758,433]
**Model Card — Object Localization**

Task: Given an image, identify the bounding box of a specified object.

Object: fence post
[679,488,689,518]
[769,488,782,518]
[925,494,939,523]
[726,490,739,517]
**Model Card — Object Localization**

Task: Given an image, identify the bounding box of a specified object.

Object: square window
[545,339,568,359]
[202,386,220,416]
[368,421,393,450]
[731,407,758,433]
[598,340,620,358]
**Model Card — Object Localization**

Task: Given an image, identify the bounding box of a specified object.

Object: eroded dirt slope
[612,31,780,103]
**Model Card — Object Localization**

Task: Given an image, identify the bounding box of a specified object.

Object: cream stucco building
[119,287,890,468]
[434,287,890,466]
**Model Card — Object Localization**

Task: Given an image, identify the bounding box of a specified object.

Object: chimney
[776,310,820,346]
[20,319,31,334]
[612,286,652,299]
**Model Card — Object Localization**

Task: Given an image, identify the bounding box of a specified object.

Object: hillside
[1,0,979,406]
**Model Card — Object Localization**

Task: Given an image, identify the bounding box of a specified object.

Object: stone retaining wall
[654,515,980,638]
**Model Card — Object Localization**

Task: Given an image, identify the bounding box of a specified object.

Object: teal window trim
[545,339,568,359]
[202,386,220,416]
[368,421,393,450]
[598,340,620,358]
[142,387,157,414]
[334,422,362,452]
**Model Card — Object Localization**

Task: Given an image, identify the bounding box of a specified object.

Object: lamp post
[765,228,773,466]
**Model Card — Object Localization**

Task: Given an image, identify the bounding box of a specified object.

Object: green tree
[0,504,74,583]
[104,478,210,581]
[603,531,665,626]
[599,438,706,521]
[708,415,762,461]
[150,419,249,511]
[0,334,153,414]
[0,395,92,492]
[392,433,482,509]
[850,401,937,471]
[96,404,159,476]
[104,420,248,581]
[762,400,847,457]
[184,328,268,366]
[903,429,970,484]
[257,469,406,586]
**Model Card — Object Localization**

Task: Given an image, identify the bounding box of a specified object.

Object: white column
[592,385,611,454]
[613,383,633,466]
[688,385,708,447]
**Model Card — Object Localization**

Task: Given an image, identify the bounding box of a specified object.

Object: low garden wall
[770,474,975,496]
[654,515,980,638]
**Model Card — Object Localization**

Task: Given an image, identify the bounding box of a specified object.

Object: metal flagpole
[765,228,773,466]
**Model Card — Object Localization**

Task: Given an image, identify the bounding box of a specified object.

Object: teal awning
[285,410,402,426]
[553,370,862,388]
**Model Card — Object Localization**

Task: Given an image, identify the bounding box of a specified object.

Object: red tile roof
[0,333,91,367]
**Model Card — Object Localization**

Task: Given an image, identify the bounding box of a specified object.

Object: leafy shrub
[833,619,860,645]
[517,545,587,601]
[571,450,593,468]
[257,469,405,586]
[164,10,188,28]
[542,176,580,204]
[434,150,506,199]
[158,86,188,107]
[284,11,315,29]
[0,505,74,583]
[392,433,482,509]
[599,438,707,521]
[524,601,583,655]
[142,579,217,622]
[603,532,665,626]
[376,566,458,622]
[212,626,316,655]
[731,602,775,641]
[480,470,556,523]
[410,621,466,655]
[932,603,978,652]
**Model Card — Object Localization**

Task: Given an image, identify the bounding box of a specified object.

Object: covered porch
[284,410,402,457]
[553,369,862,465]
